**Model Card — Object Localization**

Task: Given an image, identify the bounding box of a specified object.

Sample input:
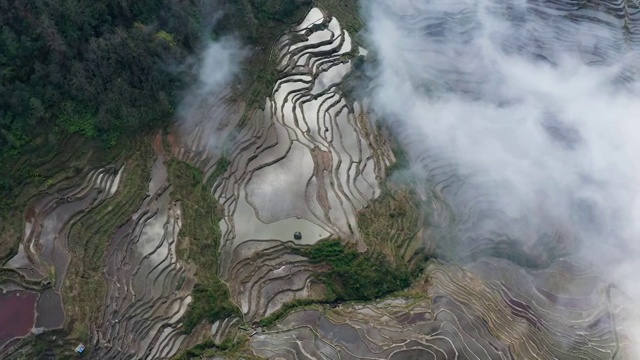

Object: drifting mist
[363,0,640,348]
[178,36,246,117]
[176,35,247,155]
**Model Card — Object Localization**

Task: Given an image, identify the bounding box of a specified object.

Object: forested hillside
[0,0,205,141]
[0,0,313,207]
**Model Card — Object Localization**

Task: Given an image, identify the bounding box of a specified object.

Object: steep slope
[2,1,639,359]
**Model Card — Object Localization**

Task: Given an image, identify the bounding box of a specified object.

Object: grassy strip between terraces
[63,139,154,342]
[0,269,43,290]
[206,156,231,189]
[357,183,423,263]
[356,129,432,271]
[167,159,240,334]
[259,298,324,328]
[172,335,260,360]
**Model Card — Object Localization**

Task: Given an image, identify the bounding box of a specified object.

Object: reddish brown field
[0,290,38,347]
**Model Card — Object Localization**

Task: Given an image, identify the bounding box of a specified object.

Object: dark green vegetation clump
[258,298,320,328]
[257,144,433,329]
[182,284,239,333]
[302,239,412,301]
[167,160,240,333]
[0,0,202,146]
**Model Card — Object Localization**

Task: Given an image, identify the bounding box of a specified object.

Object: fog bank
[364,0,640,348]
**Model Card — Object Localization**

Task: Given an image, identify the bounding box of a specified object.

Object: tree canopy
[0,0,205,149]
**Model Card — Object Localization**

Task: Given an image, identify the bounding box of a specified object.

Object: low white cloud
[176,36,248,154]
[197,38,247,93]
[364,0,640,350]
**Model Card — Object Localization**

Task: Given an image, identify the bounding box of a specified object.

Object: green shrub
[258,298,319,327]
[300,240,412,302]
[181,283,240,333]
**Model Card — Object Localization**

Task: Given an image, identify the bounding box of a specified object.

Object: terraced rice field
[247,2,638,358]
[1,166,123,338]
[207,7,394,323]
[1,1,638,358]
[251,258,630,359]
[92,148,195,358]
[0,5,397,356]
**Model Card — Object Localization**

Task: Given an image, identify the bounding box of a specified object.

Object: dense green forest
[0,0,200,145]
